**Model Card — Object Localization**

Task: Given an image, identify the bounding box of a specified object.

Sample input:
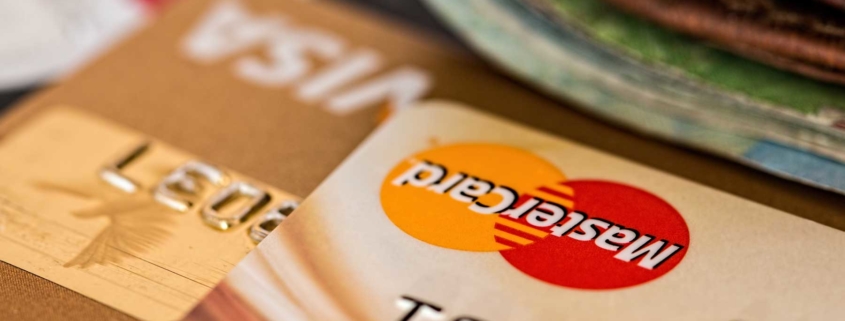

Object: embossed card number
[102,142,294,243]
[0,108,303,320]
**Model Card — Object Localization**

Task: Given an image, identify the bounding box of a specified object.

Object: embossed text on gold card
[0,108,298,321]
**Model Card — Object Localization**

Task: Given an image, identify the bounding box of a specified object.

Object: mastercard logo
[380,144,689,290]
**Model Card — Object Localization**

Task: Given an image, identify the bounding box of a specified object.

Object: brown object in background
[601,0,845,85]
[818,0,845,11]
[0,263,136,321]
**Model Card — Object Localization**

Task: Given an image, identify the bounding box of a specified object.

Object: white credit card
[185,101,845,321]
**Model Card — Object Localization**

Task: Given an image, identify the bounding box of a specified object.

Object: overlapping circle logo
[380,144,689,289]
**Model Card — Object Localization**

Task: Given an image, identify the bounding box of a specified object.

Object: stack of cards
[0,0,842,320]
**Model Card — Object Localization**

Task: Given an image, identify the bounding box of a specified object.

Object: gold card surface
[188,102,845,321]
[0,107,297,321]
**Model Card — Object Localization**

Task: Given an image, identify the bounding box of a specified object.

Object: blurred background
[2,0,845,197]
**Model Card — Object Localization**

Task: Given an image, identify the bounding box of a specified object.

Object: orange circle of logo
[380,144,567,252]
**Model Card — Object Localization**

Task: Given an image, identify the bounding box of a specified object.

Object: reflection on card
[0,108,298,320]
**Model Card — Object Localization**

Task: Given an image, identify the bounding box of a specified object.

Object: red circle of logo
[499,180,689,289]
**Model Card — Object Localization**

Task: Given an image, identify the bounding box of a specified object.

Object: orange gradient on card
[380,144,566,252]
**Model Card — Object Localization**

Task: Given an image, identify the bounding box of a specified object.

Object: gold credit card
[188,102,845,321]
[0,108,298,320]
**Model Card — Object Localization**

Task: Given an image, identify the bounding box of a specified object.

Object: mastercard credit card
[187,101,845,321]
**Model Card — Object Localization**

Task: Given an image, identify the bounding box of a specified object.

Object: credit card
[187,101,845,321]
[0,107,299,320]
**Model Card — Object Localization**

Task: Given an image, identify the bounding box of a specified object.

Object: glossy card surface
[188,102,845,321]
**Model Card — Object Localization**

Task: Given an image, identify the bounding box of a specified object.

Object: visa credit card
[187,101,845,321]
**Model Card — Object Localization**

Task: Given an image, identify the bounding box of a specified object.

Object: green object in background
[550,0,845,114]
[425,0,845,195]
